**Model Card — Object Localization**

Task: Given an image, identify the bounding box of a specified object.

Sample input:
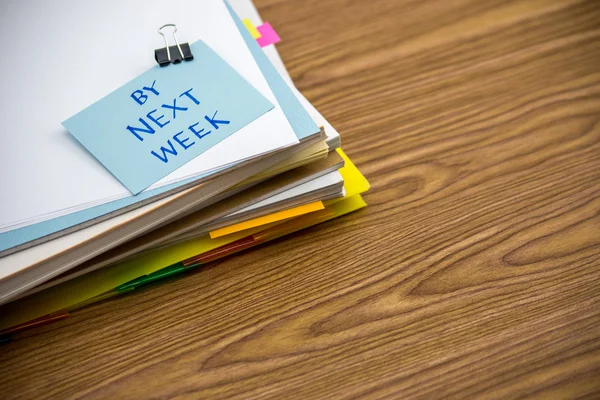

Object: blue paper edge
[224,1,319,140]
[0,0,319,253]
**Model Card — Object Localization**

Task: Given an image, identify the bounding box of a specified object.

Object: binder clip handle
[155,24,194,67]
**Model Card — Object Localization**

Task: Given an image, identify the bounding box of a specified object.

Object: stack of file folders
[0,0,369,341]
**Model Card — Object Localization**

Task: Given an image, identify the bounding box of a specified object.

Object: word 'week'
[126,81,230,164]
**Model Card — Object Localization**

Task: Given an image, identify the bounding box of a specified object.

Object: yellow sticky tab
[329,194,367,216]
[328,148,370,203]
[210,201,325,239]
[242,18,261,39]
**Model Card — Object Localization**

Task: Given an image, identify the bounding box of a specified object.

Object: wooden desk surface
[2,0,600,398]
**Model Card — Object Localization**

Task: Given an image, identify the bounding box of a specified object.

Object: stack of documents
[0,0,369,340]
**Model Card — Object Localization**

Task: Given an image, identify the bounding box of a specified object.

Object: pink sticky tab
[256,22,281,48]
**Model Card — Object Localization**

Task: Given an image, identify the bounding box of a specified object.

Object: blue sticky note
[63,40,274,194]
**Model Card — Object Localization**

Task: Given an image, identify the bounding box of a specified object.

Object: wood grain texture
[1,0,600,398]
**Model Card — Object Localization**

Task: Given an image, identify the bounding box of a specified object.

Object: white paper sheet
[229,171,343,216]
[0,0,298,232]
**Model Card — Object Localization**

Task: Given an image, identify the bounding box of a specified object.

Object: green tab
[116,275,147,292]
[141,263,187,285]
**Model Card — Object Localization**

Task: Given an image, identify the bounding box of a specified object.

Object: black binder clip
[155,24,194,67]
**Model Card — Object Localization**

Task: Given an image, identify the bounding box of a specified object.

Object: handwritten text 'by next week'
[126,80,230,164]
